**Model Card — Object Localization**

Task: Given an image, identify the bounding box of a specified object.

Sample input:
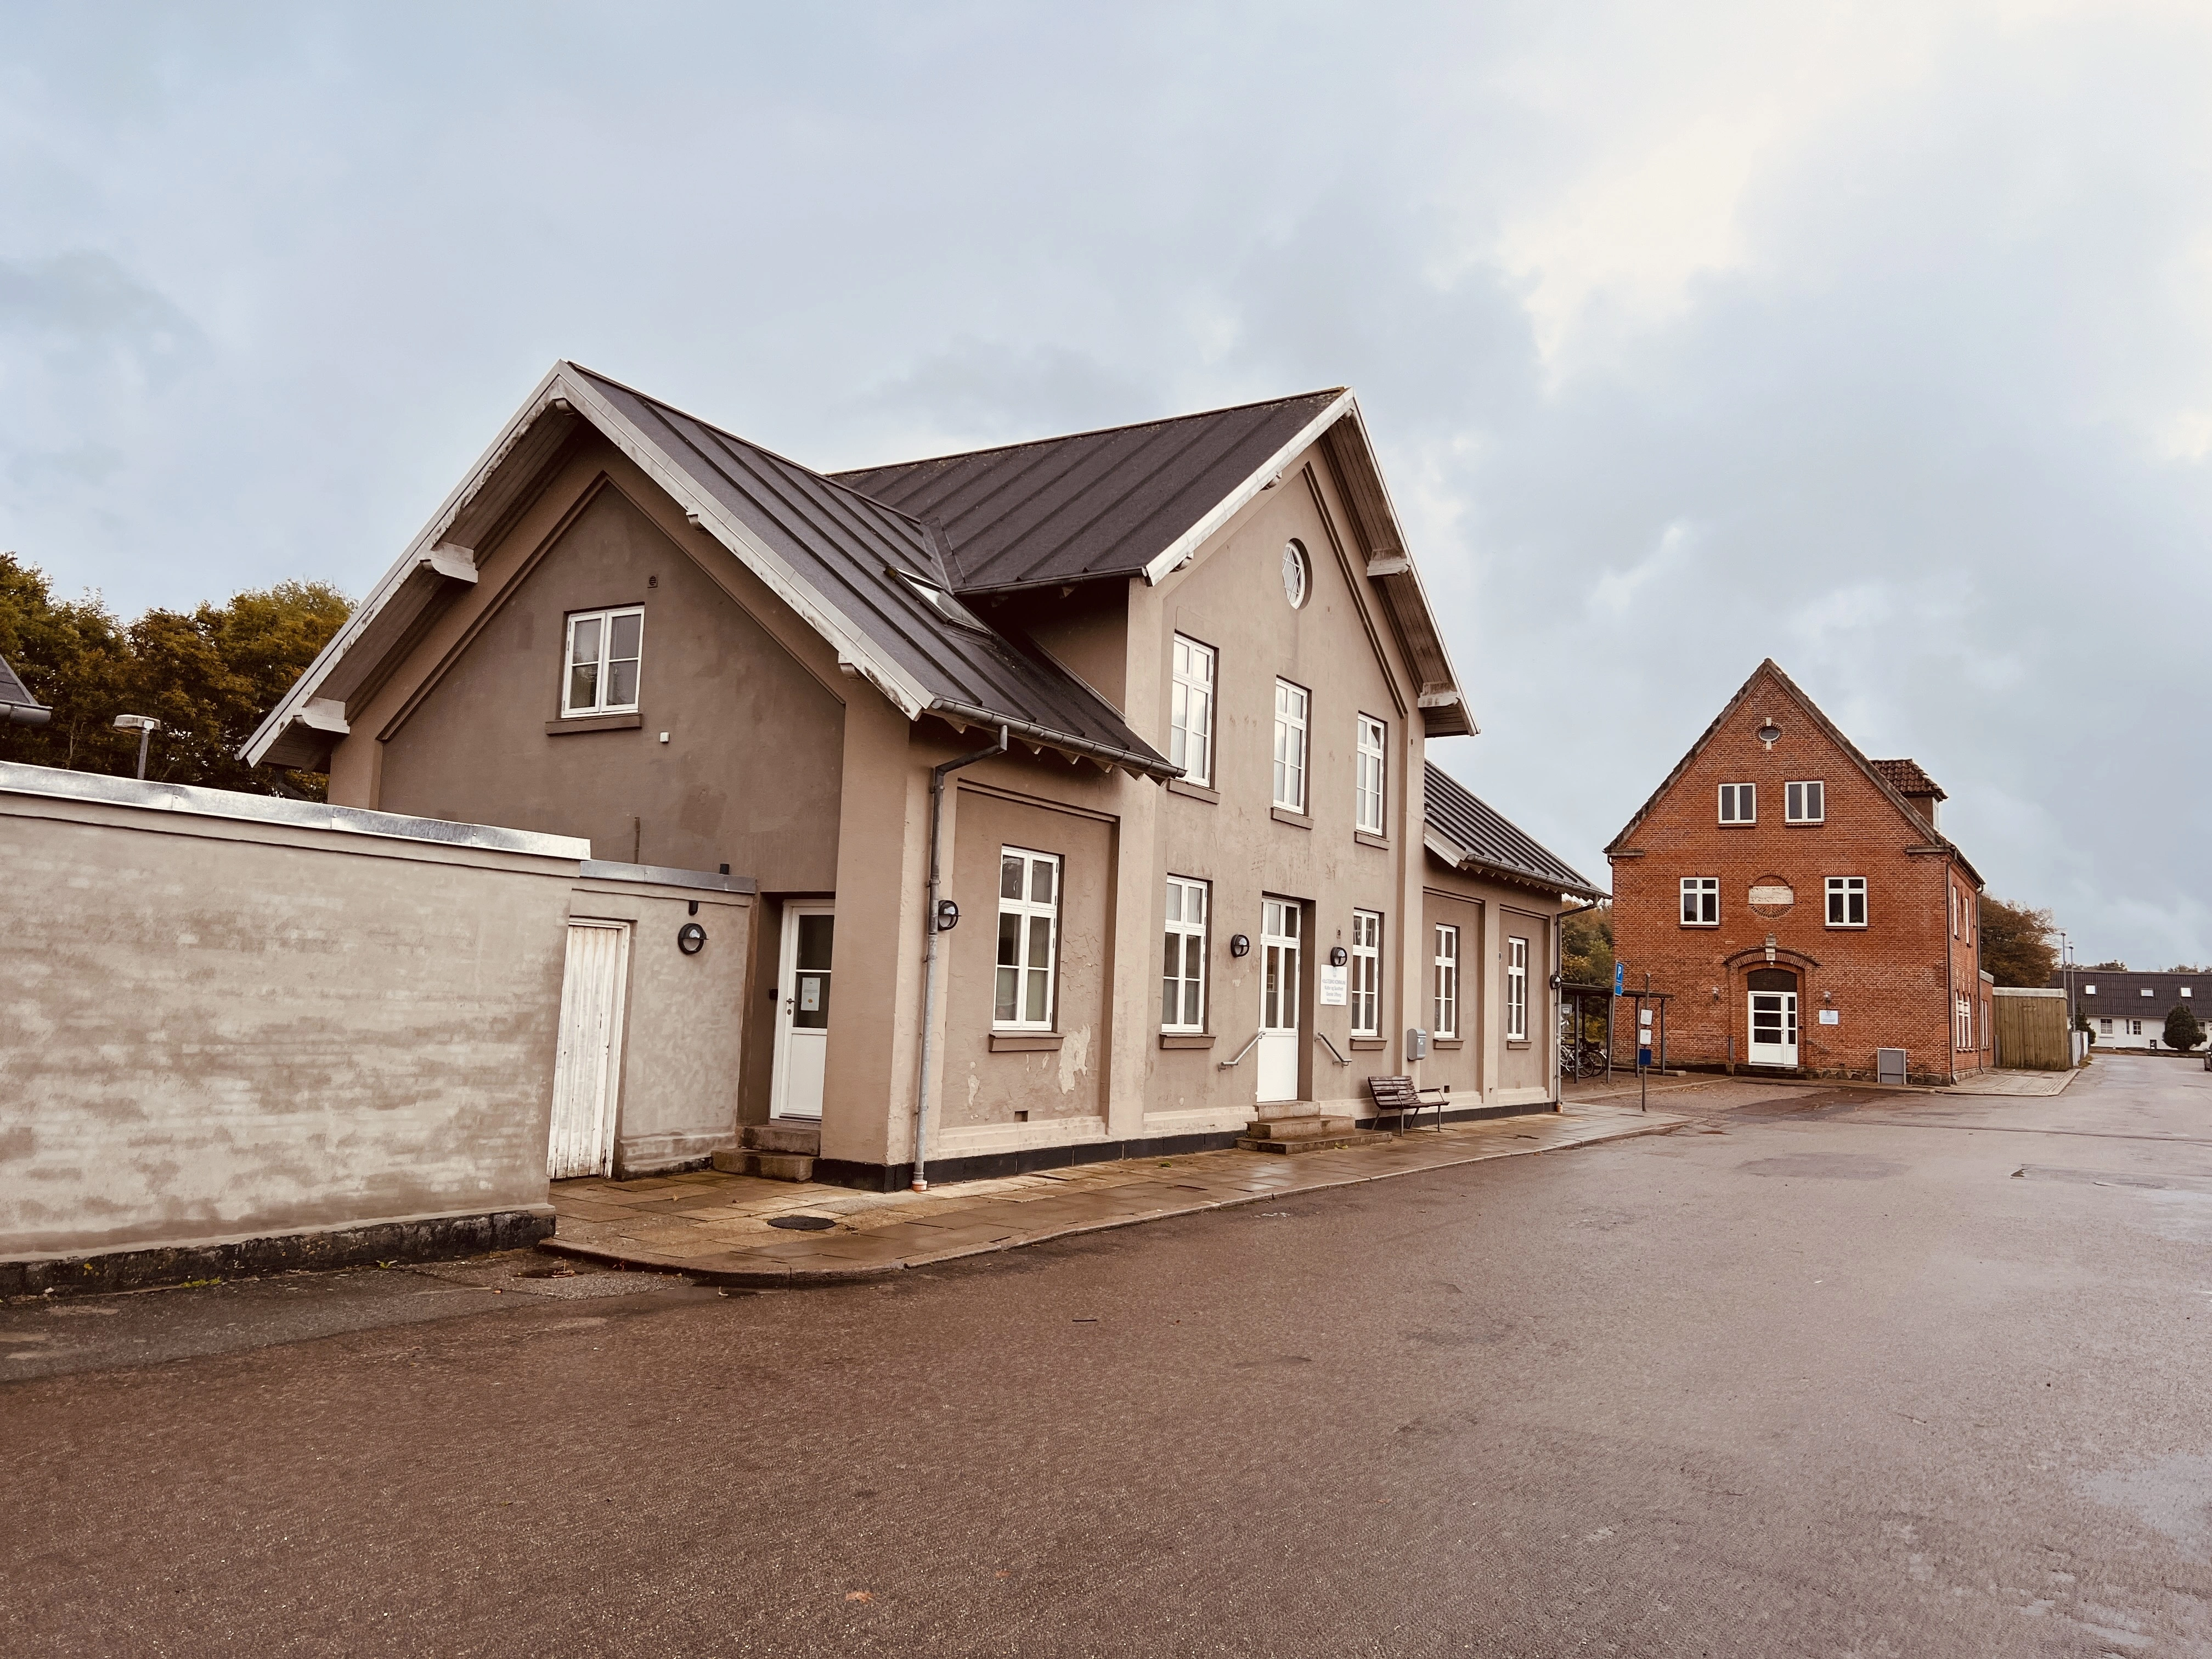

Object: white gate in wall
[547,921,631,1179]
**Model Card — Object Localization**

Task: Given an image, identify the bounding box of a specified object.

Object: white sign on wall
[1818,1009,1840,1025]
[1318,964,1348,1006]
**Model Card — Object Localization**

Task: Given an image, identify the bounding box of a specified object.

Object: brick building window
[1825,876,1867,928]
[1718,783,1755,823]
[1954,994,1973,1051]
[1680,877,1719,927]
[1786,781,1825,823]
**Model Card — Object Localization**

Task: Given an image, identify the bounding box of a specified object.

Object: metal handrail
[1314,1031,1351,1066]
[1217,1031,1262,1069]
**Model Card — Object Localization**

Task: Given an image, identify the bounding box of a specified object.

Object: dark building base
[0,1207,556,1299]
[811,1100,1558,1193]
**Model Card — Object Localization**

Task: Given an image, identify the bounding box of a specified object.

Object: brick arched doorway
[1745,966,1800,1068]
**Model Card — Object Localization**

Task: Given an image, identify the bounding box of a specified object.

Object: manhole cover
[769,1215,838,1232]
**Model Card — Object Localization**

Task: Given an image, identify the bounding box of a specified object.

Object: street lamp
[112,714,160,781]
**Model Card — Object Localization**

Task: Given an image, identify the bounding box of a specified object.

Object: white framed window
[1355,715,1386,836]
[1161,876,1207,1032]
[1718,782,1755,823]
[1506,937,1529,1041]
[1785,780,1825,823]
[1169,635,1215,787]
[2100,1017,2112,1034]
[1825,876,1867,928]
[1954,994,1973,1051]
[1350,910,1382,1037]
[995,847,1060,1030]
[1680,877,1719,927]
[1950,887,1960,938]
[2128,1019,2142,1036]
[1434,925,1460,1039]
[562,606,644,716]
[1273,679,1310,812]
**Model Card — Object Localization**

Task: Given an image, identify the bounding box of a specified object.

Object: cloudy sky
[4,1,2208,966]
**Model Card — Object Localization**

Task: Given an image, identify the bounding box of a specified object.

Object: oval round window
[1281,540,1310,609]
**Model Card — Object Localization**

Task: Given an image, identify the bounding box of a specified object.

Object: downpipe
[911,726,1008,1192]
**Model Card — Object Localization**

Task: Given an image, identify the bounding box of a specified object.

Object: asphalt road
[7,1054,2212,1657]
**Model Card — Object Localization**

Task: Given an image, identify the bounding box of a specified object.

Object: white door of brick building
[548,921,630,1179]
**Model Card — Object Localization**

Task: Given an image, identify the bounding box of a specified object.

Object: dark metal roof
[830,390,1346,592]
[0,650,42,711]
[1424,760,1602,899]
[2055,969,2201,1002]
[571,367,1174,775]
[1870,758,1946,800]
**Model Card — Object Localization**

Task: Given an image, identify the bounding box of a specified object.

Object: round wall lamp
[1229,933,1251,957]
[1328,946,1349,967]
[934,899,961,932]
[677,922,707,955]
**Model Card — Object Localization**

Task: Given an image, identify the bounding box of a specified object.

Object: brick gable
[1607,661,1988,1085]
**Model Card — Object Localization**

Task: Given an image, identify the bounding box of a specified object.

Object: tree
[1979,897,2057,988]
[1561,902,1613,989]
[0,552,348,798]
[2165,1003,2206,1053]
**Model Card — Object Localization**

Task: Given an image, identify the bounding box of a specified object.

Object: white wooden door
[1748,991,1798,1068]
[548,922,630,1179]
[771,903,834,1121]
[1257,898,1301,1104]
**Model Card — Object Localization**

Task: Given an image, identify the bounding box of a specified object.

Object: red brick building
[1606,661,1991,1084]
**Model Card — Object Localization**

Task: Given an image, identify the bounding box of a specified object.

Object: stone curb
[535,1110,1688,1288]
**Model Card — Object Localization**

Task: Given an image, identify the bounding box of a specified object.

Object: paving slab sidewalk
[541,1102,1683,1286]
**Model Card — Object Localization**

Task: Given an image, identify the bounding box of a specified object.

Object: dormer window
[1786,781,1825,823]
[896,571,990,632]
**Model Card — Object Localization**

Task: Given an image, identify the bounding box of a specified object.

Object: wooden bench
[1368,1075,1448,1135]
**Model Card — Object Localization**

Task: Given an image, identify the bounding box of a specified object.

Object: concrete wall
[0,764,754,1277]
[567,871,755,1175]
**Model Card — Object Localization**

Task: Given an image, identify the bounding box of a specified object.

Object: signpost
[1611,963,1671,1114]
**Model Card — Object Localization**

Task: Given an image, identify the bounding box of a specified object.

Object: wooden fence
[1993,988,2072,1070]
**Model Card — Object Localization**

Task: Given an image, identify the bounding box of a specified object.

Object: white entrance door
[548,921,630,1179]
[771,903,834,1121]
[1748,990,1799,1067]
[1257,898,1302,1104]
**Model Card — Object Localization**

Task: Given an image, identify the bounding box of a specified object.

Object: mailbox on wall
[1407,1027,1429,1060]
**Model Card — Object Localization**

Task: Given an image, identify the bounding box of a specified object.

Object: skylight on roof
[896,572,990,633]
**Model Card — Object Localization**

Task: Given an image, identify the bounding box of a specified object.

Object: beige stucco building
[247,364,1600,1189]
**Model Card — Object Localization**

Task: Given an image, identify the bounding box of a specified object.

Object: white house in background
[2053,968,2202,1050]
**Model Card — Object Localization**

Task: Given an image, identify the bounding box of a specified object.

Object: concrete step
[1237,1132,1364,1155]
[710,1148,817,1182]
[1244,1113,1356,1141]
[743,1121,822,1157]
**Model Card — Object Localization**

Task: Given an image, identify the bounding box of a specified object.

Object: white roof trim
[245,361,942,766]
[558,368,935,723]
[1140,390,1357,585]
[244,364,573,765]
